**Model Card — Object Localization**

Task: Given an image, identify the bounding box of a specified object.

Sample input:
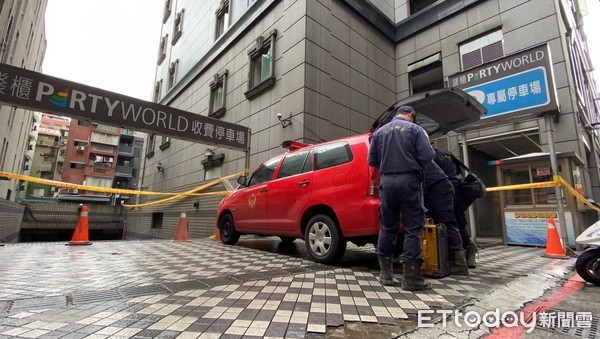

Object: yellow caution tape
[7,168,599,212]
[556,176,600,212]
[484,177,560,192]
[0,171,241,199]
[485,175,600,212]
[123,172,242,208]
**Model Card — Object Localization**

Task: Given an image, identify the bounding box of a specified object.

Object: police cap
[398,105,414,113]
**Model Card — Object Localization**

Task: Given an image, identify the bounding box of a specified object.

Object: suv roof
[372,87,487,137]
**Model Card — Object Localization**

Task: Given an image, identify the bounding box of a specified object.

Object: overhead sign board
[448,43,559,124]
[0,63,250,151]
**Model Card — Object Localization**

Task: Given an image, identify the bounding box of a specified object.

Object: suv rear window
[314,142,352,170]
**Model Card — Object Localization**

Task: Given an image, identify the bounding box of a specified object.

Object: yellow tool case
[421,219,450,278]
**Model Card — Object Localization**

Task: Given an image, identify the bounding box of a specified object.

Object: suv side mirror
[237,175,247,186]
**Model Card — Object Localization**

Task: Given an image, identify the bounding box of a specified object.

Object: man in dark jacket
[433,148,478,268]
[423,160,469,275]
[368,105,434,291]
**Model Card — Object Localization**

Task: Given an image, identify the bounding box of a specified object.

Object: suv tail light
[368,166,381,197]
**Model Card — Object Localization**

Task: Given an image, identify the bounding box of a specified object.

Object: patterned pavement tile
[0,238,574,338]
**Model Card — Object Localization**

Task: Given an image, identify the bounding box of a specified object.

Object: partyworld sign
[0,63,250,151]
[448,43,559,125]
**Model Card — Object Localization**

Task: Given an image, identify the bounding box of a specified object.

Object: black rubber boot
[401,259,431,291]
[450,250,469,276]
[378,256,394,286]
[465,244,478,269]
[393,255,404,273]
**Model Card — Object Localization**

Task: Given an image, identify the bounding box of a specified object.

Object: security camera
[277,113,282,120]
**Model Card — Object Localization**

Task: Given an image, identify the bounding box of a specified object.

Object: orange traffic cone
[66,206,92,246]
[173,209,189,241]
[542,217,569,259]
[210,227,221,241]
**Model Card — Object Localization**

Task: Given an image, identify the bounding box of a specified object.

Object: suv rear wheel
[305,214,346,264]
[219,214,240,245]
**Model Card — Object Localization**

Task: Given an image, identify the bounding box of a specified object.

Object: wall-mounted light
[277,113,292,128]
[156,161,165,173]
[205,148,215,158]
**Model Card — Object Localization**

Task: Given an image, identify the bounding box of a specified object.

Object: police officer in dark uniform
[423,160,469,275]
[368,105,434,291]
[434,148,478,268]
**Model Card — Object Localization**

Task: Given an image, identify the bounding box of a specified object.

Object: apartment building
[0,0,47,243]
[125,0,600,243]
[25,113,69,198]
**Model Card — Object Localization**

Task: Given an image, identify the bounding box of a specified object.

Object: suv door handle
[261,188,268,193]
[299,180,310,187]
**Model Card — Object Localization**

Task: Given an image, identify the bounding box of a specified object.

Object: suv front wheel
[305,214,346,264]
[219,214,240,245]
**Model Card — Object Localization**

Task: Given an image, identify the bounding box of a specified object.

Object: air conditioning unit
[76,146,85,152]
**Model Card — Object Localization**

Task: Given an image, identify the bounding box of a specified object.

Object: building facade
[113,130,144,206]
[60,120,122,204]
[0,0,47,243]
[25,113,69,198]
[126,0,600,242]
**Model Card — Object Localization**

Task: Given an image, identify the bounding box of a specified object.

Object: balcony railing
[115,165,133,177]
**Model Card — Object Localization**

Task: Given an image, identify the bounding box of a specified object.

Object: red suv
[216,88,486,263]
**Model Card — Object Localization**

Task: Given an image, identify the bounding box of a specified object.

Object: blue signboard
[448,44,558,126]
[463,67,550,118]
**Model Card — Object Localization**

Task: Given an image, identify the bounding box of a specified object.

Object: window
[162,0,172,23]
[154,80,163,102]
[248,157,281,186]
[70,162,85,169]
[146,134,156,158]
[32,188,45,197]
[92,144,114,153]
[0,138,6,171]
[502,165,564,206]
[314,142,353,171]
[409,0,437,15]
[459,30,504,70]
[9,106,16,129]
[157,35,167,65]
[85,176,113,188]
[152,212,163,229]
[159,136,170,150]
[91,132,119,145]
[409,58,443,94]
[172,9,184,45]
[77,119,91,127]
[215,0,230,39]
[244,30,277,99]
[277,151,311,179]
[209,71,228,118]
[168,59,179,89]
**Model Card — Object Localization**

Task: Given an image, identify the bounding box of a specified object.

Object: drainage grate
[201,276,243,288]
[3,264,331,314]
[163,280,209,293]
[70,289,122,305]
[0,301,9,313]
[231,272,270,282]
[9,296,66,311]
[118,284,171,298]
[536,308,599,338]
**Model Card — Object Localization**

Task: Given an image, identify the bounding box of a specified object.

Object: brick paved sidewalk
[0,238,574,338]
